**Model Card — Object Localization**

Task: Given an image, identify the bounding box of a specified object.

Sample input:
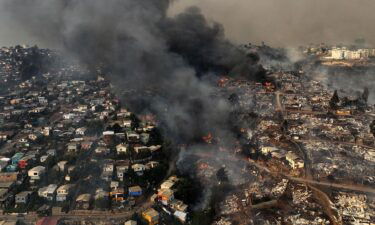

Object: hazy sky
[170,0,375,47]
[0,0,374,47]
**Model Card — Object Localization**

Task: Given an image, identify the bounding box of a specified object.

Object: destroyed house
[286,152,304,169]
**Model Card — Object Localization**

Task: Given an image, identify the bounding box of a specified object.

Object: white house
[132,164,146,176]
[67,142,79,153]
[28,132,42,141]
[28,166,46,180]
[103,131,115,136]
[116,144,128,154]
[42,127,51,136]
[75,127,87,136]
[40,155,50,163]
[56,184,75,202]
[63,113,75,120]
[95,146,110,155]
[57,161,68,172]
[38,184,58,201]
[103,163,114,172]
[123,120,132,128]
[116,165,129,182]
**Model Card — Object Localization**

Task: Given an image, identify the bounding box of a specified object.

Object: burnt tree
[329,90,340,109]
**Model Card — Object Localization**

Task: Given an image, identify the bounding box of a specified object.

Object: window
[34,172,38,176]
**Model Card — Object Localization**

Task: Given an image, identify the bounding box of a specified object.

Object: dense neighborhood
[0,46,191,225]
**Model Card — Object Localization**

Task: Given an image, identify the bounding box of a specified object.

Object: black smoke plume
[3,0,265,142]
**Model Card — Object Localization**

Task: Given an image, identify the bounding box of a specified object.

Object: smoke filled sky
[170,0,375,47]
[0,0,374,47]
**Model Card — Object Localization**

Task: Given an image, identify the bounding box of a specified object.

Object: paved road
[274,90,343,225]
[0,201,154,223]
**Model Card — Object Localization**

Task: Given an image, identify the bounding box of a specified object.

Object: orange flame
[202,133,213,144]
[198,163,209,170]
[218,77,229,87]
[140,114,157,124]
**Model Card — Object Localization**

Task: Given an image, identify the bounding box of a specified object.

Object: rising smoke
[1,0,265,142]
[2,0,269,208]
[308,64,375,104]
